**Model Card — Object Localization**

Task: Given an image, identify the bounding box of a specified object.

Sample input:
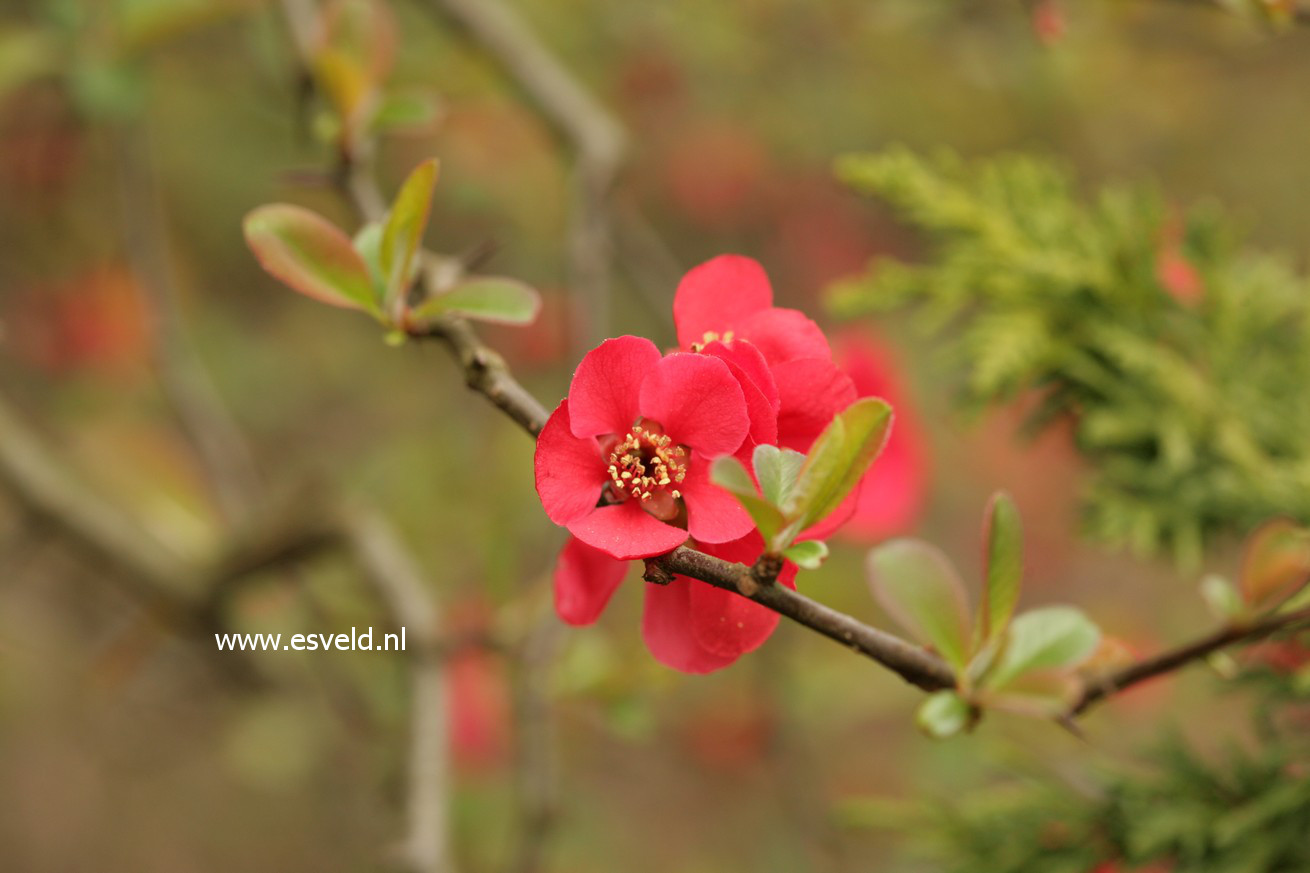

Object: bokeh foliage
[831,148,1310,565]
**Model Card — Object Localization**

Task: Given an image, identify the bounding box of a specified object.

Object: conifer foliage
[831,148,1310,564]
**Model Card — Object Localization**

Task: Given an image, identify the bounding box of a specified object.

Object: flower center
[604,420,687,516]
[689,330,734,353]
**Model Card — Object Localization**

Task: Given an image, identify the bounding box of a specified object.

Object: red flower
[675,255,921,539]
[535,335,758,560]
[673,253,856,452]
[832,328,929,540]
[554,532,796,673]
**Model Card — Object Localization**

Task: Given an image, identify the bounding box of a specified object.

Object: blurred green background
[1,1,1308,870]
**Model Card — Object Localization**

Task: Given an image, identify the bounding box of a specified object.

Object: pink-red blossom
[673,254,928,540]
[535,335,760,560]
[554,532,796,673]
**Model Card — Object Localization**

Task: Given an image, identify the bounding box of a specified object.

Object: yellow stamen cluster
[607,424,687,502]
[689,330,735,353]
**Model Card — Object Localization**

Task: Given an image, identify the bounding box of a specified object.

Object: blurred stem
[344,506,457,873]
[415,0,626,348]
[508,605,562,873]
[112,120,263,524]
[1069,605,1310,717]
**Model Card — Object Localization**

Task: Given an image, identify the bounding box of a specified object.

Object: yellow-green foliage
[831,148,1310,565]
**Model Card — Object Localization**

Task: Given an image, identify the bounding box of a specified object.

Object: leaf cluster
[710,397,893,565]
[868,493,1101,736]
[830,148,1310,565]
[244,159,540,335]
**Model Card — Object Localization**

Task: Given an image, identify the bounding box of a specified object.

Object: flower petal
[833,329,929,541]
[680,461,755,544]
[534,400,606,526]
[736,307,831,365]
[773,357,858,451]
[688,534,796,659]
[701,341,778,451]
[638,352,749,457]
[673,254,773,349]
[554,536,629,625]
[567,499,688,560]
[641,575,739,673]
[568,336,662,439]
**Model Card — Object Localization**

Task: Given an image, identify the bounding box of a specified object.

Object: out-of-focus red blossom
[1032,0,1067,46]
[555,531,796,673]
[0,84,84,200]
[832,329,928,540]
[1156,248,1203,305]
[661,122,771,230]
[1155,215,1203,305]
[535,335,769,559]
[5,263,151,376]
[446,650,511,773]
[675,697,776,772]
[767,175,891,293]
[1246,638,1310,674]
[443,598,511,773]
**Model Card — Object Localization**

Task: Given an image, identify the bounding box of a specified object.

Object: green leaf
[790,398,893,531]
[380,158,439,310]
[244,204,378,315]
[916,691,973,739]
[979,491,1023,643]
[1239,519,1310,611]
[754,444,806,507]
[352,221,384,292]
[710,456,784,546]
[867,539,973,672]
[410,277,542,326]
[783,540,828,570]
[1200,574,1245,622]
[986,606,1100,691]
[371,91,441,132]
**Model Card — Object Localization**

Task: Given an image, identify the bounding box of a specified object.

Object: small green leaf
[783,540,828,570]
[1200,574,1245,622]
[371,91,441,131]
[411,277,542,326]
[985,606,1100,691]
[244,204,378,315]
[1239,519,1310,611]
[352,221,384,292]
[916,691,973,739]
[790,398,893,531]
[754,444,806,507]
[867,539,972,672]
[979,491,1023,643]
[710,456,784,545]
[380,158,439,310]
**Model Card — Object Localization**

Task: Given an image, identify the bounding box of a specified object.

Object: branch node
[642,558,675,586]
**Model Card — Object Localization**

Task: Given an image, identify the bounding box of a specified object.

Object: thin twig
[508,607,562,873]
[651,547,957,692]
[1069,605,1310,716]
[415,0,626,347]
[112,121,263,524]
